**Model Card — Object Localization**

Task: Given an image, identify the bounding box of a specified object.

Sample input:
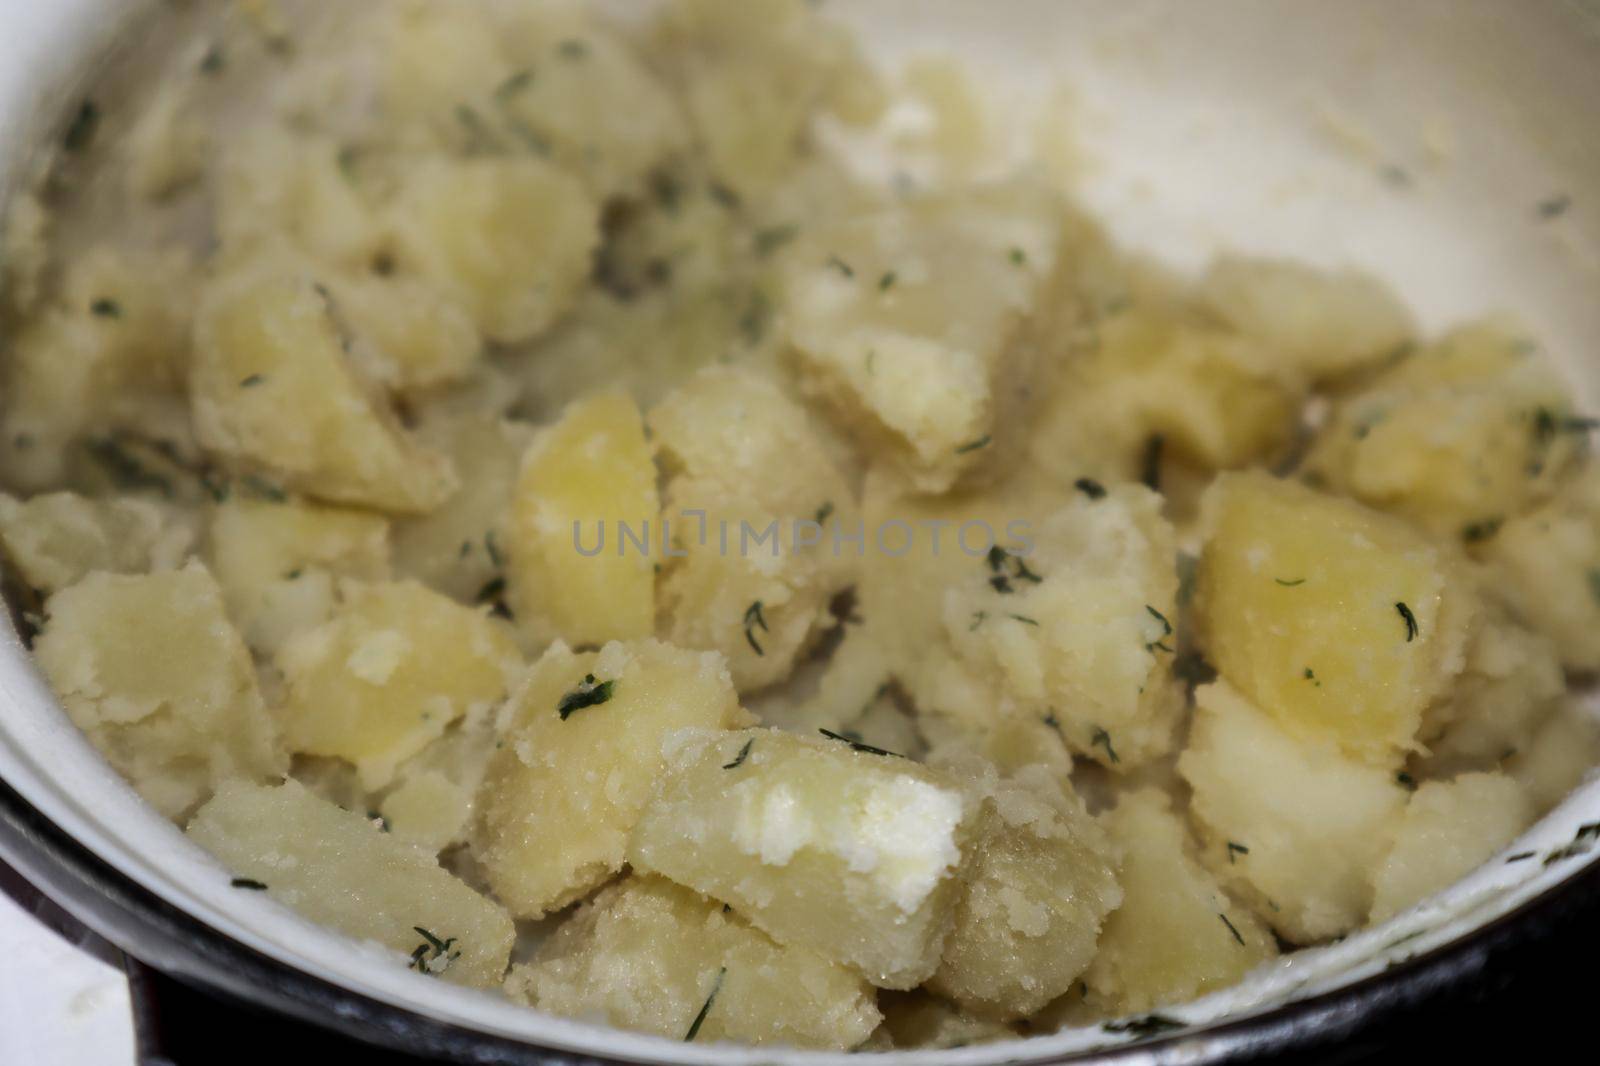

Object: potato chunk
[783,182,1066,492]
[0,247,193,491]
[1480,466,1600,672]
[1178,682,1408,943]
[0,492,192,594]
[1369,773,1532,923]
[34,563,285,819]
[1305,319,1579,539]
[651,368,857,691]
[205,497,389,655]
[629,728,983,988]
[1195,255,1414,381]
[276,580,520,790]
[1084,788,1276,1015]
[474,640,749,917]
[928,764,1121,1019]
[1030,307,1301,480]
[1506,701,1600,814]
[508,875,879,1049]
[392,414,532,605]
[648,0,884,195]
[191,267,456,513]
[1196,472,1472,764]
[187,779,513,989]
[507,393,657,647]
[324,273,481,394]
[388,156,598,344]
[938,485,1185,770]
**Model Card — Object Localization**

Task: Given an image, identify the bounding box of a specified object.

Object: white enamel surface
[2,1,1600,1062]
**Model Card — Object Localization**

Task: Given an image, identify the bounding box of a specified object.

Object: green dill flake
[743,601,769,655]
[1462,518,1502,543]
[818,727,902,758]
[1042,711,1063,734]
[484,530,505,569]
[1008,247,1027,266]
[1090,726,1119,764]
[754,224,798,256]
[684,966,726,1041]
[230,878,268,891]
[241,474,287,503]
[708,182,741,209]
[408,927,461,976]
[722,739,754,770]
[1218,912,1245,946]
[476,575,507,605]
[1396,771,1417,790]
[90,298,122,318]
[1379,163,1412,189]
[1537,194,1572,220]
[954,435,992,455]
[825,254,855,279]
[86,438,173,498]
[738,288,771,347]
[496,68,536,100]
[557,38,590,59]
[1303,667,1321,687]
[1226,841,1249,864]
[283,568,303,581]
[199,44,226,75]
[1274,577,1306,587]
[455,104,501,153]
[1074,477,1107,500]
[1008,614,1040,626]
[986,545,1043,594]
[1144,605,1174,654]
[878,271,897,292]
[969,610,988,631]
[1140,434,1165,492]
[1504,851,1536,864]
[557,673,615,720]
[239,374,266,388]
[814,501,834,524]
[1395,601,1419,642]
[63,99,100,152]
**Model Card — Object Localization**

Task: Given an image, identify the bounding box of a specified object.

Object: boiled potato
[1084,788,1276,1016]
[188,778,514,989]
[1195,255,1414,382]
[1369,773,1532,923]
[1029,306,1301,482]
[629,727,983,988]
[323,273,481,393]
[1507,702,1600,814]
[33,563,285,819]
[928,763,1121,1019]
[648,0,884,196]
[507,392,657,648]
[0,492,192,594]
[508,874,880,1049]
[474,639,750,917]
[190,266,457,513]
[1196,472,1474,765]
[204,497,389,655]
[387,156,598,344]
[938,485,1186,771]
[391,414,532,606]
[1480,466,1600,672]
[0,247,193,491]
[783,181,1066,493]
[1179,682,1409,943]
[875,992,1017,1050]
[651,368,857,691]
[275,580,521,790]
[1305,318,1579,539]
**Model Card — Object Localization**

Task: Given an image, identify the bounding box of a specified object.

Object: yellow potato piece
[507,392,658,647]
[1179,682,1408,943]
[34,562,285,820]
[190,267,457,513]
[188,779,514,989]
[473,639,750,917]
[276,580,521,790]
[509,875,880,1049]
[1196,472,1473,764]
[1084,788,1276,1015]
[629,727,983,989]
[0,491,192,595]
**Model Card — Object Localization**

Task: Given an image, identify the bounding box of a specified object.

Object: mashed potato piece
[3,0,1596,1051]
